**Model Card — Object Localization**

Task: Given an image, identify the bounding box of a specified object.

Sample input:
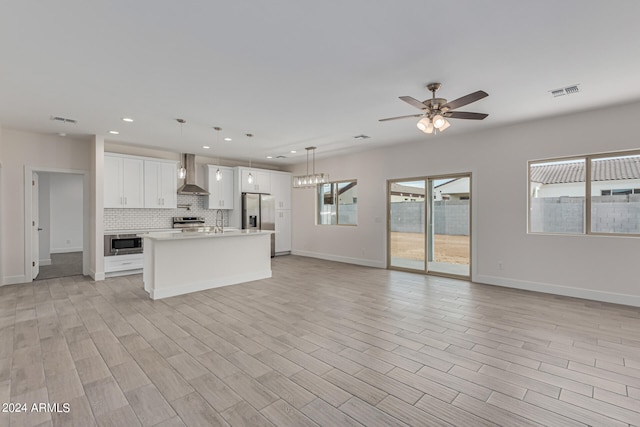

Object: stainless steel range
[172,216,206,229]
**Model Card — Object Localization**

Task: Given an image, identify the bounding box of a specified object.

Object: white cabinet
[205,165,235,209]
[270,172,292,210]
[240,168,271,193]
[104,154,144,208]
[104,254,143,274]
[275,210,292,253]
[144,160,178,208]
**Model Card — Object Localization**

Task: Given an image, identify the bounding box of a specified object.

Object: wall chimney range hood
[177,154,210,195]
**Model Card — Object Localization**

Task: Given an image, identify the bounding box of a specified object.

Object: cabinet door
[205,165,222,208]
[122,158,144,208]
[271,173,292,210]
[219,167,235,209]
[256,171,271,194]
[104,155,124,208]
[275,210,292,253]
[144,161,162,208]
[240,169,256,193]
[159,162,177,208]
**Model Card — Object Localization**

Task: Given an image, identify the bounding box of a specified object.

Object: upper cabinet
[104,154,144,208]
[144,160,178,209]
[270,172,292,210]
[205,165,235,209]
[240,168,271,193]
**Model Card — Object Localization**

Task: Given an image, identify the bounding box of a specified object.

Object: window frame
[316,179,358,226]
[527,149,640,237]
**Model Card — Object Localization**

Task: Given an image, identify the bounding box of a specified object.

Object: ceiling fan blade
[443,90,488,111]
[378,114,422,122]
[445,111,489,120]
[399,96,428,110]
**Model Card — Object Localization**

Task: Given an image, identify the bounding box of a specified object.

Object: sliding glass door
[388,174,471,279]
[388,180,426,270]
[427,176,470,277]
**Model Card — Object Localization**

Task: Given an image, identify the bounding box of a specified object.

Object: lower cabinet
[275,210,291,254]
[104,254,143,276]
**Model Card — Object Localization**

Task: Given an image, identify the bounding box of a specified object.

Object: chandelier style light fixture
[293,146,329,188]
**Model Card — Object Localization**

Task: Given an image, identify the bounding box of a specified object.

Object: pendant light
[213,127,222,181]
[177,119,187,179]
[247,158,254,184]
[246,134,254,184]
[293,146,329,188]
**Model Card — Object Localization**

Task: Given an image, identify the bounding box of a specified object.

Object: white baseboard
[291,250,386,269]
[51,247,83,254]
[106,269,142,278]
[2,275,28,286]
[475,274,640,308]
[147,269,272,300]
[90,269,105,281]
[40,259,52,266]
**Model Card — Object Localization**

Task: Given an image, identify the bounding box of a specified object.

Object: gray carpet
[35,251,83,280]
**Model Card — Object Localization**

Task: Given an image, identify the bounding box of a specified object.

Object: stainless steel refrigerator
[242,193,275,257]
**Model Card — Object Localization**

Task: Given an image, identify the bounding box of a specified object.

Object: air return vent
[550,84,580,97]
[50,115,77,124]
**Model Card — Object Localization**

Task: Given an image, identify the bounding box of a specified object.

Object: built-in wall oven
[104,234,143,256]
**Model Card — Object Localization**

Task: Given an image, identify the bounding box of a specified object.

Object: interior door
[31,172,40,279]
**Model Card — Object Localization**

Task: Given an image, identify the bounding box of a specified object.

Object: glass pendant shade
[439,119,451,132]
[293,146,329,188]
[433,114,445,129]
[417,117,430,131]
[215,168,222,181]
[178,166,187,179]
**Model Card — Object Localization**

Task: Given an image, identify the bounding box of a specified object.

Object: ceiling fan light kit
[380,82,489,135]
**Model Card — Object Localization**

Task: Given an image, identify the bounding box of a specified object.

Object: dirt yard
[390,232,470,265]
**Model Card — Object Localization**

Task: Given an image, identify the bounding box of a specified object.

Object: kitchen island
[141,230,272,300]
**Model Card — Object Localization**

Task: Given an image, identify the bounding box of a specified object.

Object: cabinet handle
[124,197,127,205]
[122,262,132,265]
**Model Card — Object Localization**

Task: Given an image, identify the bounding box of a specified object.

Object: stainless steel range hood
[177,154,210,195]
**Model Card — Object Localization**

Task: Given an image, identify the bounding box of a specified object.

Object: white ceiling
[2,1,640,165]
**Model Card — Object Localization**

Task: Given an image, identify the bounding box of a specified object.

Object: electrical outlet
[498,261,503,270]
[66,239,71,244]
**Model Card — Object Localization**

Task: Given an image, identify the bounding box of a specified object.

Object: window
[529,151,640,236]
[317,180,357,225]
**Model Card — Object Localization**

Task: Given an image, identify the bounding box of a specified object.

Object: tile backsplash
[105,195,231,231]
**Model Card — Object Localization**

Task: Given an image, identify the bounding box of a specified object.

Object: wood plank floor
[1,255,640,426]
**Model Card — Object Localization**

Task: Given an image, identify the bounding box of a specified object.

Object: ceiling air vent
[354,134,371,140]
[549,84,580,98]
[276,155,287,159]
[50,115,77,124]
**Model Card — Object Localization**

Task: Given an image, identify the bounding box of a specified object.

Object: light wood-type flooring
[1,255,640,426]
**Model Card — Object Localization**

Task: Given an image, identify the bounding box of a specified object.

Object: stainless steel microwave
[104,234,143,256]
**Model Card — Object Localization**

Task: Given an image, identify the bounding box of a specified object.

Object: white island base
[142,230,272,300]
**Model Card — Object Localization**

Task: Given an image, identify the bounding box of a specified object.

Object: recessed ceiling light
[202,145,210,149]
[122,117,134,122]
[109,130,119,135]
[224,137,232,141]
[266,156,273,159]
[290,150,297,154]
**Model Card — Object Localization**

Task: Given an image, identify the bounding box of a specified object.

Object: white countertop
[105,228,176,235]
[140,229,273,241]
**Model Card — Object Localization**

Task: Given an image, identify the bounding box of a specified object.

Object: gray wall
[390,201,470,235]
[530,195,640,233]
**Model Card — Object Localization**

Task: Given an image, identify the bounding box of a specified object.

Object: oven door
[104,234,143,256]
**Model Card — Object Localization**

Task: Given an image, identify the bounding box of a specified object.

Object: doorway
[25,168,89,282]
[388,173,471,279]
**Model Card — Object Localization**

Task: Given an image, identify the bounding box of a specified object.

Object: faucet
[214,209,224,233]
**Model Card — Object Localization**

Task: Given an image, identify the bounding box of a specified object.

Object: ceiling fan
[379,83,488,134]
